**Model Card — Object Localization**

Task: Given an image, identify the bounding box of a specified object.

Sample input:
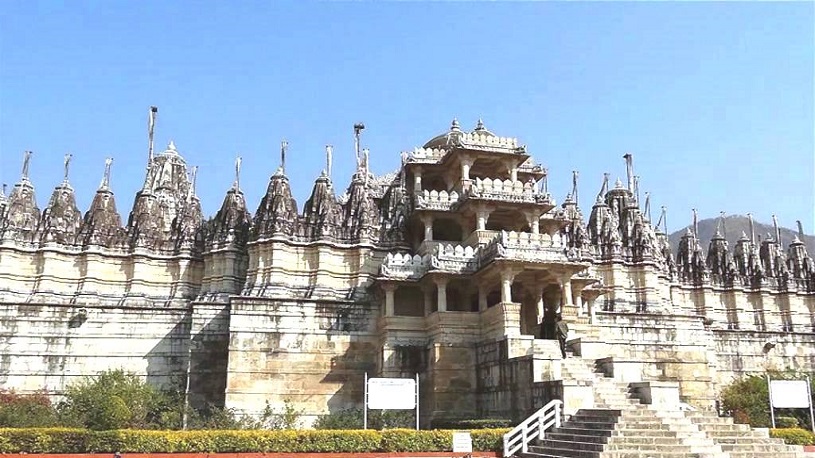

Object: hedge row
[770,428,815,446]
[0,428,508,453]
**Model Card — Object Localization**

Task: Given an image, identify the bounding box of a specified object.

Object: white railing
[503,399,563,457]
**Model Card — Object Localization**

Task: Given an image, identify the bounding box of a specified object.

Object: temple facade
[0,113,814,425]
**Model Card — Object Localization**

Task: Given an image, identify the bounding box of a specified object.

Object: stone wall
[0,302,191,396]
[187,302,231,410]
[224,297,379,425]
[712,330,815,386]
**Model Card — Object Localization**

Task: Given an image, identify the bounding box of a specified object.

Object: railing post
[555,402,562,428]
[522,427,528,453]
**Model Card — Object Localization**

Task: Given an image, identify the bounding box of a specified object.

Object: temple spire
[63,153,72,183]
[147,106,158,167]
[325,145,333,179]
[280,139,288,174]
[99,157,113,190]
[21,151,32,180]
[234,156,242,191]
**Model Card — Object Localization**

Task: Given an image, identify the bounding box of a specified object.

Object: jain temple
[1,111,815,429]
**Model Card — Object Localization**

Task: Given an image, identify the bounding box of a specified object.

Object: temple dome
[421,118,497,149]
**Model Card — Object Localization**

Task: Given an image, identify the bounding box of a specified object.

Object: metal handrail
[502,399,563,457]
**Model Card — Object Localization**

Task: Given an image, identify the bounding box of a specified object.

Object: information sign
[452,431,473,453]
[770,380,811,408]
[367,377,416,410]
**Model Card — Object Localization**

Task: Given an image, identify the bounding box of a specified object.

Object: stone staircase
[516,355,809,458]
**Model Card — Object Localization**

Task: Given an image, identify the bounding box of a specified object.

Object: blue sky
[0,1,812,234]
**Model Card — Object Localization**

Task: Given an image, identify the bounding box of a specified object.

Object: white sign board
[770,380,811,408]
[452,432,473,453]
[367,377,416,410]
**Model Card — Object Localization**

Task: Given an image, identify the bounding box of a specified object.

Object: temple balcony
[478,230,587,267]
[412,189,460,212]
[459,178,555,211]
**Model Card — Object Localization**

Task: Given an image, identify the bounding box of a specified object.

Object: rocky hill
[668,215,815,255]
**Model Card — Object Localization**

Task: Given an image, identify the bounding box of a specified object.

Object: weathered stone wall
[712,330,815,387]
[224,297,379,425]
[187,302,231,410]
[0,302,191,396]
[0,244,203,307]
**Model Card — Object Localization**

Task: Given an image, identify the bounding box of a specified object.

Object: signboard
[452,432,473,453]
[770,380,811,408]
[367,377,416,410]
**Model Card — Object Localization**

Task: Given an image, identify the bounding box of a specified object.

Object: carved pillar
[383,283,397,317]
[414,167,423,192]
[526,211,540,234]
[435,277,448,312]
[461,156,474,181]
[476,207,491,231]
[421,215,433,242]
[478,284,488,311]
[500,269,517,303]
[560,275,576,318]
[535,288,545,323]
[510,167,518,182]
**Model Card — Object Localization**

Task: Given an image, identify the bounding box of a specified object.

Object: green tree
[0,390,59,427]
[720,372,815,429]
[58,369,182,430]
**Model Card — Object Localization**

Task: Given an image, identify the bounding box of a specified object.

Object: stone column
[500,270,517,303]
[461,156,473,181]
[535,288,545,324]
[413,167,423,191]
[575,292,584,317]
[560,277,574,307]
[421,215,433,242]
[383,283,397,317]
[510,167,518,182]
[435,277,449,312]
[526,211,540,234]
[476,208,491,231]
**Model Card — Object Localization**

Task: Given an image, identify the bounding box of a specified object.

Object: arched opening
[485,209,528,232]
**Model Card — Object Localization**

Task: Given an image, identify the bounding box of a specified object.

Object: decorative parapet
[518,158,544,174]
[403,147,449,164]
[414,189,460,211]
[379,252,430,280]
[466,178,552,205]
[480,230,583,264]
[458,132,523,152]
[430,243,480,274]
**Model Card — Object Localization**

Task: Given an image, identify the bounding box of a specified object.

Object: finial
[633,175,640,203]
[475,118,485,131]
[280,139,288,173]
[719,211,727,239]
[572,170,579,208]
[772,214,781,246]
[747,212,755,245]
[797,220,805,239]
[451,118,460,131]
[325,145,333,179]
[614,177,624,189]
[354,123,365,167]
[234,156,242,191]
[598,172,610,199]
[21,151,32,180]
[623,153,634,193]
[189,166,198,198]
[100,157,113,190]
[63,153,72,182]
[1,183,7,197]
[692,208,698,237]
[362,148,370,183]
[168,140,177,152]
[644,192,651,222]
[147,106,158,166]
[541,167,549,194]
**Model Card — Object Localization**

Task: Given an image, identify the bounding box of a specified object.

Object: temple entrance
[540,284,561,340]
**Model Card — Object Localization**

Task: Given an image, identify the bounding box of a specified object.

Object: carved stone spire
[252,167,299,240]
[39,155,82,244]
[80,158,123,247]
[208,173,252,247]
[6,151,40,235]
[303,172,340,240]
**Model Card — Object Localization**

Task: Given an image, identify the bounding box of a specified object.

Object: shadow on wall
[144,311,193,393]
[186,305,231,410]
[318,301,378,419]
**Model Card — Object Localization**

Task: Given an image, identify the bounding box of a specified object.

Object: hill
[668,215,815,255]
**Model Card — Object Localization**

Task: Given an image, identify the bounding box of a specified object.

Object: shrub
[771,427,815,445]
[431,418,514,429]
[0,427,509,453]
[57,369,182,430]
[0,390,59,428]
[313,408,414,430]
[719,372,815,429]
[776,416,800,428]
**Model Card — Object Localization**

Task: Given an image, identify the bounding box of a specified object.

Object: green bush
[431,418,514,429]
[720,373,815,429]
[770,427,815,445]
[0,427,509,453]
[776,416,800,428]
[0,390,59,428]
[313,408,415,430]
